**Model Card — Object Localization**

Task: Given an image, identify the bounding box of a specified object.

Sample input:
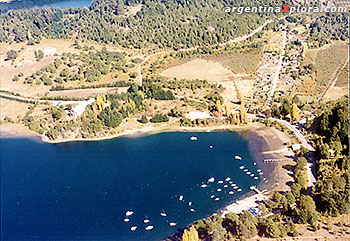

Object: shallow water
[1,131,262,240]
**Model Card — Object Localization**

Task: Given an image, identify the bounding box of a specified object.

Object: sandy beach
[216,125,295,217]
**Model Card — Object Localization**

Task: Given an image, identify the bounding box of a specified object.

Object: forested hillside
[1,0,282,49]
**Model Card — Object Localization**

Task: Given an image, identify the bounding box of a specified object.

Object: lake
[0,0,93,12]
[33,0,93,9]
[1,131,262,240]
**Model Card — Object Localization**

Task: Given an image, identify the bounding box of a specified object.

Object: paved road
[269,118,316,188]
[268,30,287,105]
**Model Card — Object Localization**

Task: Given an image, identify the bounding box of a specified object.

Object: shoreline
[0,122,260,143]
[1,121,295,223]
[216,125,295,217]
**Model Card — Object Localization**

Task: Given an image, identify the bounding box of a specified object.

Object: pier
[263,158,290,163]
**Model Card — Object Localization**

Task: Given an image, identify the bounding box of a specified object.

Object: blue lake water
[33,0,93,9]
[1,131,262,240]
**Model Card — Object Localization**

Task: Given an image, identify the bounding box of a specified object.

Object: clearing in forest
[160,59,234,82]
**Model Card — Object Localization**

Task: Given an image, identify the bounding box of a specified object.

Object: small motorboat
[234,155,242,160]
[130,226,137,231]
[125,211,134,216]
[190,136,198,141]
[145,225,154,231]
[208,177,215,183]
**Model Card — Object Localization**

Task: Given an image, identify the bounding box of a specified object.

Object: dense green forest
[1,0,283,48]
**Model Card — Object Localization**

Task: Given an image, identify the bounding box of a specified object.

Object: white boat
[160,212,167,217]
[259,172,264,175]
[234,155,242,160]
[225,177,231,181]
[229,181,233,184]
[169,222,177,227]
[124,218,130,222]
[239,166,245,169]
[188,202,192,206]
[144,219,150,224]
[246,172,251,175]
[130,226,137,231]
[253,162,257,165]
[214,197,220,201]
[216,188,222,192]
[179,195,184,201]
[125,211,134,216]
[209,145,213,149]
[223,185,228,188]
[257,169,262,172]
[233,186,238,189]
[237,188,242,192]
[190,208,195,212]
[254,177,259,180]
[217,180,224,184]
[145,225,154,231]
[210,195,215,198]
[250,174,254,177]
[201,184,208,188]
[190,136,197,141]
[208,177,215,183]
[229,191,234,195]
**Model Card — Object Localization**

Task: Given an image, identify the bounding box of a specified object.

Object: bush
[139,115,148,124]
[7,50,18,60]
[150,113,169,123]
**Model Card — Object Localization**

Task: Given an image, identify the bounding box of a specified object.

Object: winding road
[138,19,274,86]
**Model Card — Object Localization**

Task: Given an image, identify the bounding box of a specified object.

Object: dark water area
[1,131,264,240]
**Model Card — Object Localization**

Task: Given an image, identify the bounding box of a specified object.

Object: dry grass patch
[0,99,31,121]
[206,49,262,74]
[314,41,348,93]
[48,87,128,98]
[160,58,234,82]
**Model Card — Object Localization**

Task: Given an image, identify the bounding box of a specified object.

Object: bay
[1,131,261,240]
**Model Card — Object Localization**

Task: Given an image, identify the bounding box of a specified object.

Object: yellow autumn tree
[215,100,222,115]
[27,30,32,40]
[240,104,248,124]
[182,226,199,241]
[291,103,299,122]
[224,104,231,117]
